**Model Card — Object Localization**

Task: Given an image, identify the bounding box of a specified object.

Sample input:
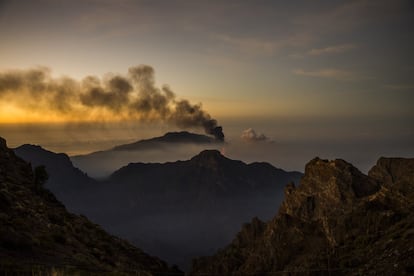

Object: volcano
[71,131,225,178]
[113,131,222,151]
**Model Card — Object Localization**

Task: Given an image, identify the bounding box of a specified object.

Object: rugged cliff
[191,157,414,275]
[0,137,178,275]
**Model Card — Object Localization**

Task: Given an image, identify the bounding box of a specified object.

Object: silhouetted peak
[190,149,226,163]
[160,131,215,143]
[188,150,244,173]
[15,144,71,164]
[18,144,42,149]
[113,131,218,151]
[17,144,51,152]
[195,149,223,157]
[164,131,197,137]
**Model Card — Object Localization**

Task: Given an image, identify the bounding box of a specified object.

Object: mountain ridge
[101,149,302,269]
[191,156,414,275]
[15,143,302,270]
[108,149,301,197]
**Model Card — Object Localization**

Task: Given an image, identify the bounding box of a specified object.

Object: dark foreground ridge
[191,157,414,275]
[0,137,180,275]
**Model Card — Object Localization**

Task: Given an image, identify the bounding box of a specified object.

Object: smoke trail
[0,65,225,141]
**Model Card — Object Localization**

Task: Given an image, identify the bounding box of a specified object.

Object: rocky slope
[191,157,414,275]
[0,137,178,275]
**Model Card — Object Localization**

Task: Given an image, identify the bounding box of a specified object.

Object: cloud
[241,128,267,143]
[293,68,361,81]
[383,84,414,91]
[289,43,357,59]
[211,32,313,56]
[307,43,357,56]
[212,34,278,56]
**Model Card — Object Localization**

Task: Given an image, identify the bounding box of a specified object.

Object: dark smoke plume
[0,65,225,141]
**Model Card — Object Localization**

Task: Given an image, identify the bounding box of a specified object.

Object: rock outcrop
[191,157,414,275]
[0,137,178,275]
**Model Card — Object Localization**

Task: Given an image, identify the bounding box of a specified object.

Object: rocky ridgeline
[191,157,414,275]
[0,137,179,275]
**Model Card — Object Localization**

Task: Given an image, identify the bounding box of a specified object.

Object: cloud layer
[307,44,357,56]
[293,68,359,81]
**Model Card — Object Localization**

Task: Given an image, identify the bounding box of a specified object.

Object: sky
[0,0,413,171]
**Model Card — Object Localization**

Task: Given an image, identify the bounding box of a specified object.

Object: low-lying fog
[71,138,412,179]
[2,116,413,176]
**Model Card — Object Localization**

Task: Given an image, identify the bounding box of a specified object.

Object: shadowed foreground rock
[191,157,414,275]
[0,137,180,275]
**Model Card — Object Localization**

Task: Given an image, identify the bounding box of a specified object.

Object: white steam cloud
[241,128,267,142]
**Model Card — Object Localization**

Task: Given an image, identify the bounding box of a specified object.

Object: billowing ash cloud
[0,65,225,141]
[241,128,267,142]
